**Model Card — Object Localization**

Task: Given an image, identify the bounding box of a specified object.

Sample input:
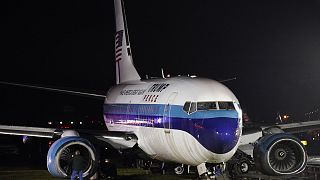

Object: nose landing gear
[197,162,227,179]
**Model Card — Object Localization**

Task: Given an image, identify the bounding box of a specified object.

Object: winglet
[114,0,141,84]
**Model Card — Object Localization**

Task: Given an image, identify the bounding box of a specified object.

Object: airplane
[0,0,319,178]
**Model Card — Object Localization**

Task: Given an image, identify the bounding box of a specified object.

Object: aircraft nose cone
[194,117,241,154]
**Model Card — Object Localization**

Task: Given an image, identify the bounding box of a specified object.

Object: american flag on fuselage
[115,30,124,62]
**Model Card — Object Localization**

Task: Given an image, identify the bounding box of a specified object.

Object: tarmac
[0,150,320,180]
[1,166,320,180]
[0,167,200,180]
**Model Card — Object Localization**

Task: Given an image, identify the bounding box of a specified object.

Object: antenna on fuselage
[219,77,237,83]
[161,68,165,79]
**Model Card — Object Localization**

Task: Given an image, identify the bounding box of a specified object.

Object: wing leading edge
[0,125,138,149]
[242,119,320,143]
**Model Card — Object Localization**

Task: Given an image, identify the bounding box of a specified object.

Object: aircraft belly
[138,127,213,165]
[106,123,235,165]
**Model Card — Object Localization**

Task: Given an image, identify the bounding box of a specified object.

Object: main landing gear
[174,164,185,175]
[227,151,254,178]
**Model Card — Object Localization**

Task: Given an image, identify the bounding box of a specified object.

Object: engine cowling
[47,136,97,178]
[253,133,307,176]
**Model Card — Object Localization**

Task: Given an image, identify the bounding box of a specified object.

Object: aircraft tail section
[114,0,141,84]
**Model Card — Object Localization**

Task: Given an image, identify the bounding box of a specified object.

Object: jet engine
[47,136,97,178]
[253,133,307,175]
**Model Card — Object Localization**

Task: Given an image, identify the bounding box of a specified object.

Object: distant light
[105,147,108,150]
[48,122,52,125]
[80,122,83,125]
[301,140,308,146]
[71,121,74,124]
[313,137,315,140]
[190,75,197,78]
[283,115,289,119]
[60,121,63,124]
[22,136,29,144]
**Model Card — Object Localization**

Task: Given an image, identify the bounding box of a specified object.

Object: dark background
[2,0,320,125]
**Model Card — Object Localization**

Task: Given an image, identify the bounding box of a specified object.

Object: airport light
[301,140,308,146]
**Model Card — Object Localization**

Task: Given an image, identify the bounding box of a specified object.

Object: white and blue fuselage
[104,76,242,165]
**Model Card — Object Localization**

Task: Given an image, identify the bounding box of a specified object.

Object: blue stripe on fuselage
[103,103,240,154]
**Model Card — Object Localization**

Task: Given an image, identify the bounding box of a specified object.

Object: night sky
[2,0,320,125]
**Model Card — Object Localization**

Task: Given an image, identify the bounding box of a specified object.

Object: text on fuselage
[148,83,170,93]
[120,89,146,95]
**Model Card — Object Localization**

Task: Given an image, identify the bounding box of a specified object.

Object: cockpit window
[218,102,235,110]
[183,101,235,114]
[189,102,197,114]
[197,102,217,110]
[183,101,197,114]
[183,101,191,112]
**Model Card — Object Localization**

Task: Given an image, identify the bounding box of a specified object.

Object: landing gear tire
[237,160,249,174]
[174,165,185,175]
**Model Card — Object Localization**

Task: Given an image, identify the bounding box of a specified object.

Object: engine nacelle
[253,133,307,176]
[47,136,97,178]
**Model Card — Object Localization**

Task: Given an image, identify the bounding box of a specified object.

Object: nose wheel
[197,163,227,179]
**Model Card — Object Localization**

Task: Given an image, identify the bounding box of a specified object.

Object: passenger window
[183,101,191,112]
[218,102,235,110]
[197,102,217,110]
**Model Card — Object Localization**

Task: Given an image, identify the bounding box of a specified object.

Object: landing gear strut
[197,163,226,179]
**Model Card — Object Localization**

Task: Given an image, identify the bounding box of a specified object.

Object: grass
[0,168,198,180]
[0,169,62,180]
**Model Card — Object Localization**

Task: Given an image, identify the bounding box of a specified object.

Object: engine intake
[47,136,97,178]
[253,133,307,175]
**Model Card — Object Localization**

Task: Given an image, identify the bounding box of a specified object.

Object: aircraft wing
[308,156,320,166]
[0,125,61,138]
[269,120,320,133]
[0,81,106,99]
[239,120,320,156]
[0,125,138,149]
